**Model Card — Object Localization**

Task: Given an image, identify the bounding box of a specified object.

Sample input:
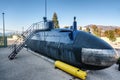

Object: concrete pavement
[0,48,120,80]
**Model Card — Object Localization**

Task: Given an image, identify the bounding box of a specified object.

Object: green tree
[91,25,97,31]
[79,26,82,30]
[52,12,59,28]
[108,30,116,42]
[64,26,69,28]
[97,28,102,37]
[91,25,101,37]
[115,28,120,37]
[104,30,109,37]
[86,27,90,32]
[104,30,116,42]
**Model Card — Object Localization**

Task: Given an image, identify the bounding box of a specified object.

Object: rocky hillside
[84,24,120,30]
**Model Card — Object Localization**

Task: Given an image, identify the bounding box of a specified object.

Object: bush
[117,57,120,64]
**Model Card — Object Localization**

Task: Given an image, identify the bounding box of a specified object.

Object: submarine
[23,16,119,70]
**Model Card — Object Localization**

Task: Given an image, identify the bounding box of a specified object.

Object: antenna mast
[2,13,5,47]
[45,0,47,17]
[43,0,47,22]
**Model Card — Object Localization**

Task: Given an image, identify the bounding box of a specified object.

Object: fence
[0,36,7,47]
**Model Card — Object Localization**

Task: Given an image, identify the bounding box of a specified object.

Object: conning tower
[43,17,54,30]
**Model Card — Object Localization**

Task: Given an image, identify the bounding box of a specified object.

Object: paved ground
[0,48,120,80]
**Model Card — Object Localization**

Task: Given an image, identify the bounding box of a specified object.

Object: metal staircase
[8,21,44,60]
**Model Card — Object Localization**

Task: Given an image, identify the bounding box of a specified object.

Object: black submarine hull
[26,29,118,70]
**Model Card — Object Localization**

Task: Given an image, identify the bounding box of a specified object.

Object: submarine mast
[44,0,47,22]
[73,17,77,30]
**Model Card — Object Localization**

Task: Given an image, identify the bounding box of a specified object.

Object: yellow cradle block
[55,61,87,80]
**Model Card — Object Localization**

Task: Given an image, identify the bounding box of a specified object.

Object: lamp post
[2,13,5,47]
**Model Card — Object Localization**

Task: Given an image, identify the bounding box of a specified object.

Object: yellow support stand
[55,61,87,80]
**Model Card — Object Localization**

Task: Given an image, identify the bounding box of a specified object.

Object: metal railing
[8,21,44,60]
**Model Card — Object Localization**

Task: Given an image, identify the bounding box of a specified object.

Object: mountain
[84,24,120,31]
[0,32,14,36]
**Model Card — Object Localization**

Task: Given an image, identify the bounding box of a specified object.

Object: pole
[22,27,24,33]
[2,13,5,47]
[45,0,47,17]
[44,0,47,41]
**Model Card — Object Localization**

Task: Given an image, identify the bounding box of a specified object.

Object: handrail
[8,21,45,60]
[10,21,44,48]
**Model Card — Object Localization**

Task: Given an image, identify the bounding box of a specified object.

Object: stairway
[8,21,44,60]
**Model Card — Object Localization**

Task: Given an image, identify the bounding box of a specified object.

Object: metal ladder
[8,21,44,60]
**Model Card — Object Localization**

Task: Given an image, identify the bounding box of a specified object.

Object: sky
[0,0,120,32]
